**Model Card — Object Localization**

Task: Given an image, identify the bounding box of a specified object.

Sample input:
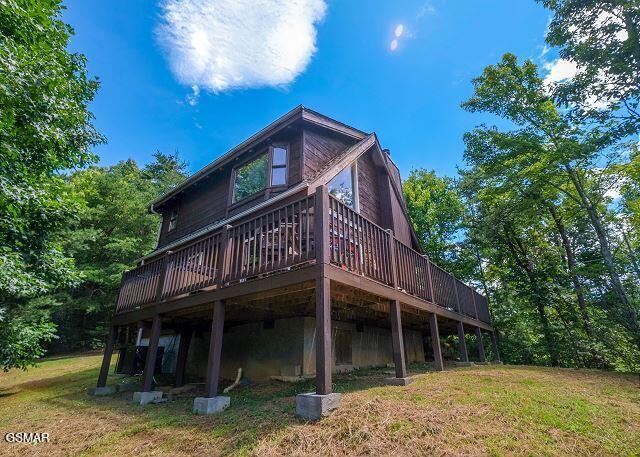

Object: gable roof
[140,110,421,260]
[151,105,367,210]
[307,132,422,250]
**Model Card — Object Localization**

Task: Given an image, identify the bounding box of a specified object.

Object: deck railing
[115,188,491,324]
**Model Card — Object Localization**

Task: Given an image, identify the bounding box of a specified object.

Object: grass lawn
[0,353,638,456]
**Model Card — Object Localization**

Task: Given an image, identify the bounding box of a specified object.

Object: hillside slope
[0,353,637,456]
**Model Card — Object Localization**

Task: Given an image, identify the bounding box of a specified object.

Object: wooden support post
[389,299,407,378]
[457,321,469,362]
[142,314,162,392]
[314,185,330,264]
[217,225,233,287]
[428,313,444,371]
[424,255,435,303]
[204,300,225,397]
[471,288,479,319]
[315,276,332,395]
[174,327,193,388]
[155,252,172,303]
[386,229,398,289]
[96,325,117,387]
[491,331,501,362]
[452,273,461,313]
[474,327,486,362]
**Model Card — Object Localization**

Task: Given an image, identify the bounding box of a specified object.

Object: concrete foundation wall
[303,318,425,375]
[185,317,425,382]
[187,317,305,382]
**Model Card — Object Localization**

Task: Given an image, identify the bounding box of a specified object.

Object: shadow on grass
[21,362,438,455]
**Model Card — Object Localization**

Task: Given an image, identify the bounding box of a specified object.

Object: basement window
[168,209,178,232]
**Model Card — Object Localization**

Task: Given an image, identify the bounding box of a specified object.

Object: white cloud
[186,85,200,106]
[543,58,611,110]
[157,0,327,92]
[543,58,578,85]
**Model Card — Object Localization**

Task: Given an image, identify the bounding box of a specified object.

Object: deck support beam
[491,331,501,362]
[174,326,193,388]
[315,276,332,395]
[457,321,469,363]
[428,313,444,371]
[475,327,486,363]
[388,299,408,381]
[193,300,230,415]
[142,314,162,392]
[205,300,225,397]
[96,325,117,388]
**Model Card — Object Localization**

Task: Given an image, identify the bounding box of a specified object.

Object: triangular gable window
[328,162,359,210]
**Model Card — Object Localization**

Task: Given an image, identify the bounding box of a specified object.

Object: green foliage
[47,153,187,351]
[457,53,640,371]
[402,169,468,275]
[233,153,268,202]
[0,0,103,370]
[541,0,640,138]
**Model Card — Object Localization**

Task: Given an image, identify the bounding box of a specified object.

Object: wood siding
[303,126,355,180]
[390,187,413,246]
[159,169,230,246]
[356,149,382,226]
[157,129,303,248]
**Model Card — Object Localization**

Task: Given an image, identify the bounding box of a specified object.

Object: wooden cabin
[96,106,498,418]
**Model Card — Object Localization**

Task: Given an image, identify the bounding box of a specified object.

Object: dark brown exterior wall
[157,128,303,248]
[302,126,355,180]
[159,169,231,246]
[356,149,382,227]
[390,189,413,246]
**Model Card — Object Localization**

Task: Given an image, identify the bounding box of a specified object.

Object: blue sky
[63,0,558,179]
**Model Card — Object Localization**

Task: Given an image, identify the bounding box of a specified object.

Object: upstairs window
[270,145,287,186]
[328,163,358,209]
[233,153,269,203]
[168,209,178,232]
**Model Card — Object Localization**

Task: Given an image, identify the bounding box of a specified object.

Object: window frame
[167,209,179,233]
[229,142,290,207]
[328,161,360,211]
[269,143,288,188]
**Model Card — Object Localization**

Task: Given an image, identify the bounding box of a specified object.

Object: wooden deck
[112,187,492,332]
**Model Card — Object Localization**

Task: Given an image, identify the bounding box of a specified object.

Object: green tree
[403,169,467,274]
[0,0,103,369]
[541,0,640,137]
[48,153,187,351]
[462,54,639,347]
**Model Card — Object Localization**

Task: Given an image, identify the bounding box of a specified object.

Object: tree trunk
[564,164,640,346]
[502,225,560,366]
[546,202,593,338]
[621,229,640,282]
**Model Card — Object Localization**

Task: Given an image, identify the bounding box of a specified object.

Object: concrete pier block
[193,396,230,415]
[383,377,414,386]
[132,391,163,405]
[92,386,116,396]
[295,392,341,421]
[475,361,491,365]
